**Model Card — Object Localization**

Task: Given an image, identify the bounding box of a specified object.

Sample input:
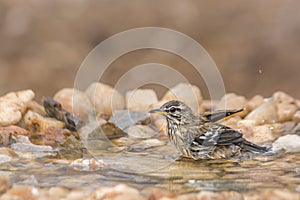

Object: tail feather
[241,140,268,153]
[203,108,244,123]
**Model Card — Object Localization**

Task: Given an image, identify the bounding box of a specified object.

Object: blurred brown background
[0,0,300,100]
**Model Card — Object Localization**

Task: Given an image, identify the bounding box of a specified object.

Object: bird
[149,100,267,160]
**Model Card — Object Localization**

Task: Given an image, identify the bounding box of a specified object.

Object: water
[1,136,300,194]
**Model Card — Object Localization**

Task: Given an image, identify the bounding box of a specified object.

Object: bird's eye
[169,107,176,113]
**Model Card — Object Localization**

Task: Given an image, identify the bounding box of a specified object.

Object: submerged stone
[109,110,150,131]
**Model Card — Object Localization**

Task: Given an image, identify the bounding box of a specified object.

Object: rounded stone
[162,83,202,113]
[0,90,35,126]
[54,88,94,121]
[126,89,158,111]
[245,102,278,125]
[85,82,125,116]
[216,93,248,117]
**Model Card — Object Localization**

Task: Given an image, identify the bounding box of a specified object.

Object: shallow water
[1,135,300,194]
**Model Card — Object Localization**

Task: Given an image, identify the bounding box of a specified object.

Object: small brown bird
[149,100,267,160]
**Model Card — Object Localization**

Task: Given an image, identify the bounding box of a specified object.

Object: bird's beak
[149,108,167,115]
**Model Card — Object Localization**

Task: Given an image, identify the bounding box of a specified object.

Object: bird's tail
[241,140,268,153]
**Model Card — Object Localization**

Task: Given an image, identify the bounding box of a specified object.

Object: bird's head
[149,100,194,124]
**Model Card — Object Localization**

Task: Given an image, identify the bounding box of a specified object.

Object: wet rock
[0,90,35,126]
[82,120,125,141]
[109,110,149,130]
[245,102,278,125]
[0,131,11,147]
[43,97,80,131]
[59,135,82,150]
[0,125,30,136]
[0,126,30,147]
[216,93,248,117]
[281,121,296,134]
[89,184,146,200]
[275,101,298,123]
[98,120,125,139]
[1,185,40,200]
[30,127,71,147]
[0,176,11,195]
[85,82,125,116]
[126,125,156,139]
[246,95,264,111]
[24,110,65,133]
[0,147,18,164]
[292,123,300,135]
[126,89,158,111]
[272,134,300,153]
[273,91,295,104]
[54,88,93,121]
[162,83,202,112]
[11,135,53,152]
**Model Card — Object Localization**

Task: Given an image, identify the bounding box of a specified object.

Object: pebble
[126,89,158,111]
[293,111,300,123]
[237,119,257,128]
[272,91,295,104]
[54,88,93,121]
[0,125,30,136]
[0,90,35,126]
[23,110,65,133]
[216,93,248,117]
[0,131,11,147]
[246,95,264,111]
[272,134,300,153]
[162,83,202,113]
[245,102,278,125]
[276,103,297,122]
[0,126,30,147]
[85,82,125,116]
[88,184,146,200]
[242,125,277,144]
[126,125,156,139]
[27,100,46,115]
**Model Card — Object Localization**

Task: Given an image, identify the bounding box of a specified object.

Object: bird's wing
[193,123,244,147]
[201,108,244,123]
